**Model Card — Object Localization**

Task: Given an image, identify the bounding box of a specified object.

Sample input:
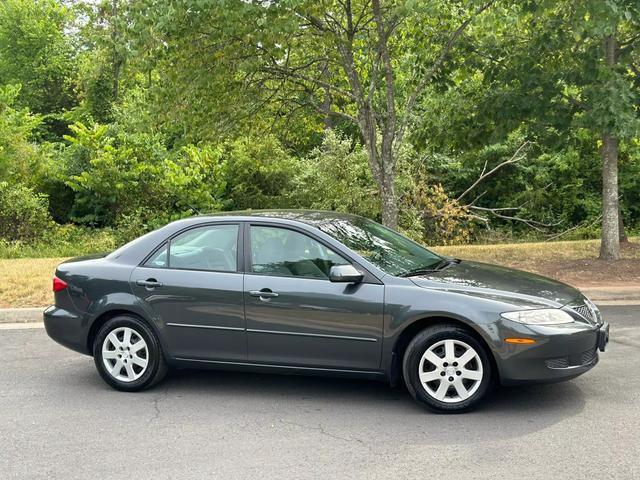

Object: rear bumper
[496,321,608,386]
[43,305,91,355]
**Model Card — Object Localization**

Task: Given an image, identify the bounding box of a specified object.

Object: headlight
[501,309,574,325]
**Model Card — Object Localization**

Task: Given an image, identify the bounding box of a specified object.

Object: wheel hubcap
[418,339,483,403]
[102,327,149,382]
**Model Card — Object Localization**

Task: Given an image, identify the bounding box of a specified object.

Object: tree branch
[457,141,530,202]
[467,206,561,232]
[305,95,359,125]
[395,0,495,151]
[545,214,601,241]
[260,65,357,101]
[372,0,397,169]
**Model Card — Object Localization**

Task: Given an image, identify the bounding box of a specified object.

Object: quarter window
[145,243,168,268]
[145,224,239,272]
[250,226,348,278]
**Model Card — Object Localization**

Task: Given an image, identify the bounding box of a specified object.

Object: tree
[133,0,495,228]
[574,1,640,260]
[422,0,640,256]
[73,0,132,123]
[0,0,76,120]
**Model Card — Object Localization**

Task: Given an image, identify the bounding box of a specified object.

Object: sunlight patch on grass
[0,258,66,308]
[432,237,640,268]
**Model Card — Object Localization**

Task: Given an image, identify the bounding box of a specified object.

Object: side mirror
[329,265,364,283]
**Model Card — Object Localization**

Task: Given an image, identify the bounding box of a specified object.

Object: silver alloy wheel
[418,339,483,403]
[101,327,149,382]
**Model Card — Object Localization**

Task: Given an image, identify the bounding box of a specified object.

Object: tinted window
[146,224,238,271]
[313,217,442,276]
[145,243,168,268]
[251,226,348,278]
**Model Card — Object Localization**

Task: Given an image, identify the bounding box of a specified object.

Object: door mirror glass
[329,265,364,283]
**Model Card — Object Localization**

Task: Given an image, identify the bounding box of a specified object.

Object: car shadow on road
[93,366,586,444]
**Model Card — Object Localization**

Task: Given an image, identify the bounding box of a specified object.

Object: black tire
[93,315,168,392]
[402,324,493,413]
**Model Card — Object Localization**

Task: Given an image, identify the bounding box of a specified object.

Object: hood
[409,260,584,308]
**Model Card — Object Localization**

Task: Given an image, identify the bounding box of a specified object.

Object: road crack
[279,419,375,453]
[149,385,170,423]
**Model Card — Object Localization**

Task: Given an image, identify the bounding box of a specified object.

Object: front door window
[250,226,348,279]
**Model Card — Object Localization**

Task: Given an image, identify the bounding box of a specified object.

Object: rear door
[244,224,384,371]
[131,222,246,361]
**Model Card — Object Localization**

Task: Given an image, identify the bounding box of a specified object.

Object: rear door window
[145,224,239,272]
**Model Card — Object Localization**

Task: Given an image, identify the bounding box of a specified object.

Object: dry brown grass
[0,258,67,308]
[433,237,640,266]
[0,237,638,307]
[433,237,640,287]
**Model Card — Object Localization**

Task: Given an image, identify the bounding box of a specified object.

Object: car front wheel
[403,324,493,413]
[93,315,167,391]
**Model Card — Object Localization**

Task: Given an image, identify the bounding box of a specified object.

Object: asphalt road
[1,306,639,480]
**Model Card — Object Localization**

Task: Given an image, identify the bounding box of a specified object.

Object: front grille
[546,357,569,369]
[570,303,596,323]
[546,349,598,369]
[581,348,597,365]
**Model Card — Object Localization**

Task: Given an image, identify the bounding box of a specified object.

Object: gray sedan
[44,210,609,412]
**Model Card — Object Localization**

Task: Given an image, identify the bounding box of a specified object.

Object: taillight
[53,276,68,292]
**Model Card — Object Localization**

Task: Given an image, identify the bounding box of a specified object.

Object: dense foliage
[0,0,638,255]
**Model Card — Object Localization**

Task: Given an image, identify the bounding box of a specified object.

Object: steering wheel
[201,247,234,271]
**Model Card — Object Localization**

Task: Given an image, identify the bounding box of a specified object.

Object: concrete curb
[579,286,640,302]
[0,308,44,324]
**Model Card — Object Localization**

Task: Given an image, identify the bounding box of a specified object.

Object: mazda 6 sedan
[44,210,609,412]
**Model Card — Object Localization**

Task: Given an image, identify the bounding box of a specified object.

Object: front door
[244,224,384,371]
[131,223,246,361]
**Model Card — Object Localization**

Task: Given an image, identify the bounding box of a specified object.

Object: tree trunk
[380,173,398,229]
[372,0,399,230]
[599,34,620,261]
[361,123,398,229]
[112,0,121,102]
[319,62,332,130]
[599,131,620,260]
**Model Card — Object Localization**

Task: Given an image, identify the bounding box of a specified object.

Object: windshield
[314,217,443,276]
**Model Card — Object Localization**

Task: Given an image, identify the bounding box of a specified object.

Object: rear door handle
[136,279,163,288]
[249,289,279,299]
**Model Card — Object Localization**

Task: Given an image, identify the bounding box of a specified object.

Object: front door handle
[136,279,163,288]
[249,289,279,299]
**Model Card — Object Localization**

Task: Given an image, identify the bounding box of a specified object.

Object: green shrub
[291,130,379,218]
[62,119,228,227]
[113,207,174,245]
[224,135,298,210]
[0,224,117,258]
[0,181,52,241]
[0,84,46,185]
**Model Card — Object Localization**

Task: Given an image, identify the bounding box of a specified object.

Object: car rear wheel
[93,315,167,391]
[403,324,493,413]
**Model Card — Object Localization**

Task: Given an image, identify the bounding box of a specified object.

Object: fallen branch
[545,214,602,242]
[466,205,562,232]
[457,141,530,202]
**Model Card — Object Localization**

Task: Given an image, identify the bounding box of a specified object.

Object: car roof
[108,209,380,268]
[191,209,368,227]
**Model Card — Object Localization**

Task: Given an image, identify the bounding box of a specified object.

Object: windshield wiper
[398,258,459,277]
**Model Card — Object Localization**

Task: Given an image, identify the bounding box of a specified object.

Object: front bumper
[43,305,91,355]
[496,320,609,386]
